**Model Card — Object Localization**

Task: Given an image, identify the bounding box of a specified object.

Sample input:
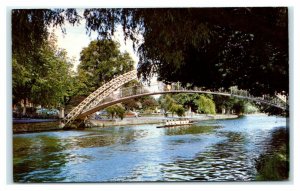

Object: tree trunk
[59,107,65,119]
[22,98,27,116]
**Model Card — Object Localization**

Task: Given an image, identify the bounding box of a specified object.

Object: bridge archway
[64,70,288,126]
[77,90,287,119]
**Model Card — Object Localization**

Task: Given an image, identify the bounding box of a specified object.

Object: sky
[51,16,158,94]
[52,16,139,71]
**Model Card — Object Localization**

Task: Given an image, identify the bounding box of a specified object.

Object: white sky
[51,16,158,94]
[52,18,139,71]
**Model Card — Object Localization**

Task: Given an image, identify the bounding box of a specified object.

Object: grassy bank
[255,127,289,180]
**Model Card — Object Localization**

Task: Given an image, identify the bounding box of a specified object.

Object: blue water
[13,115,288,182]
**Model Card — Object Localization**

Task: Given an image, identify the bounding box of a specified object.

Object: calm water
[13,115,288,182]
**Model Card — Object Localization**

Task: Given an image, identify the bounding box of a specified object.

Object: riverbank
[12,114,238,133]
[13,121,63,133]
[89,114,238,127]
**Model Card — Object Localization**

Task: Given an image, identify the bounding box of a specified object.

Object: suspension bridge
[63,70,288,127]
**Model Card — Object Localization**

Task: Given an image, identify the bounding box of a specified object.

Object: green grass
[255,144,289,181]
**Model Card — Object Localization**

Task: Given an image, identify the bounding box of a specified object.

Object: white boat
[157,119,195,128]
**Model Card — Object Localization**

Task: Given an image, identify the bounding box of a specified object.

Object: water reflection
[13,115,288,182]
[161,131,254,181]
[164,125,220,136]
[13,136,68,182]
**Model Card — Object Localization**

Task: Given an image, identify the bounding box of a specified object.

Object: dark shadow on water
[13,136,68,182]
[255,126,289,180]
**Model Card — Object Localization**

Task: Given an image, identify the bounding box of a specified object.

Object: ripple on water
[13,116,288,182]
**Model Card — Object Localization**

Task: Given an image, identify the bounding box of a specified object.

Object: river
[13,115,288,182]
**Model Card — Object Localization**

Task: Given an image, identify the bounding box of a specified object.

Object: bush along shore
[255,127,289,180]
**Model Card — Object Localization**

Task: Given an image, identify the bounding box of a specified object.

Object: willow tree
[195,95,216,114]
[12,8,289,101]
[82,8,288,96]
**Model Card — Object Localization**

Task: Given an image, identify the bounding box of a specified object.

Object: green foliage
[255,146,289,180]
[12,9,81,56]
[195,95,216,114]
[168,104,178,117]
[158,95,186,116]
[83,8,288,96]
[255,127,289,180]
[213,94,258,114]
[77,40,134,94]
[12,34,74,109]
[174,104,185,117]
[231,100,246,115]
[169,104,185,117]
[244,102,259,114]
[141,96,158,110]
[158,95,175,113]
[122,99,140,111]
[12,8,288,117]
[105,104,126,120]
[121,81,158,111]
[13,8,288,97]
[173,93,200,112]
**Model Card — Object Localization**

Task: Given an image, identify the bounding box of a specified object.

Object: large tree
[12,9,80,114]
[12,34,74,114]
[76,39,135,95]
[83,8,288,96]
[12,8,289,100]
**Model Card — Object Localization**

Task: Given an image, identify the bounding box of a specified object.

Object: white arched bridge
[63,70,288,127]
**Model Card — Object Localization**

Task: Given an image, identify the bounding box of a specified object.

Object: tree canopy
[12,9,80,114]
[76,39,134,95]
[12,34,74,110]
[82,8,288,96]
[12,8,289,111]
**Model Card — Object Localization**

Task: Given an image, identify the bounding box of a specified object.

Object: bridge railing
[93,82,287,110]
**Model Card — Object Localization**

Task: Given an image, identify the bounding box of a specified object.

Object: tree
[173,93,200,112]
[12,8,288,116]
[13,8,288,96]
[232,100,246,115]
[169,104,185,117]
[106,104,126,120]
[12,9,81,56]
[195,95,216,114]
[158,95,186,117]
[122,99,140,111]
[141,96,158,110]
[77,39,134,94]
[29,36,74,107]
[12,9,79,115]
[213,94,259,115]
[82,8,288,96]
[12,33,74,115]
